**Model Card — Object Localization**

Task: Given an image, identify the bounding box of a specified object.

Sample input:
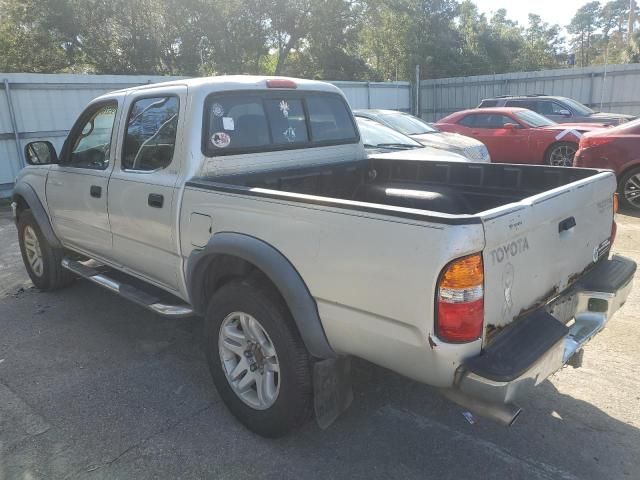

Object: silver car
[354,109,491,162]
[356,117,481,162]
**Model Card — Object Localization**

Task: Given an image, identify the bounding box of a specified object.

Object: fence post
[366,82,371,109]
[414,65,420,117]
[3,79,23,178]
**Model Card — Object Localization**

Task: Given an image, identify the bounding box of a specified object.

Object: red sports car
[574,118,640,210]
[435,107,607,166]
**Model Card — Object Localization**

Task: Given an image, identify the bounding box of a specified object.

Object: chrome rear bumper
[450,255,635,422]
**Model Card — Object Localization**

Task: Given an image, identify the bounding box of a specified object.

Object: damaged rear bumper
[449,254,635,423]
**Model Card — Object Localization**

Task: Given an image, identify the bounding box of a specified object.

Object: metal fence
[419,63,640,122]
[0,73,411,197]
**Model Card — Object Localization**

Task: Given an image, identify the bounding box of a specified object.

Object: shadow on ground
[1,279,639,480]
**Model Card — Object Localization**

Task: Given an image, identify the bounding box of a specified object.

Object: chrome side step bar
[61,257,194,318]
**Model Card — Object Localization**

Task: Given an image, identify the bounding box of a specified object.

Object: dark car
[574,118,640,210]
[478,94,635,126]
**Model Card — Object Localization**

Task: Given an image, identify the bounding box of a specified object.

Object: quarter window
[123,96,179,171]
[66,102,117,170]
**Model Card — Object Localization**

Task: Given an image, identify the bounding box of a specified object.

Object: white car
[355,109,491,162]
[356,116,481,162]
[13,76,634,437]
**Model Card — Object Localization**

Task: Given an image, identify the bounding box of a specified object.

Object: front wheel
[204,280,313,437]
[619,167,640,211]
[17,210,73,290]
[545,142,578,167]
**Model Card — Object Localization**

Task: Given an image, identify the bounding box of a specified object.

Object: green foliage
[1,0,639,79]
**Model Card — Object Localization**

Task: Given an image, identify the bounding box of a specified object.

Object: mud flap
[313,356,353,429]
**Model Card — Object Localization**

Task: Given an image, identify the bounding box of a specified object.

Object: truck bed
[188,158,598,218]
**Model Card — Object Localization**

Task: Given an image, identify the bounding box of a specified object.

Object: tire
[618,167,640,211]
[17,209,73,290]
[545,141,578,167]
[204,280,313,437]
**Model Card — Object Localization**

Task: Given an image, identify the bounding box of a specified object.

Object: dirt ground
[1,203,639,479]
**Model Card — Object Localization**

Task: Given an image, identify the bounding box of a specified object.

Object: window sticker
[279,100,290,118]
[283,127,296,143]
[222,117,235,131]
[211,132,231,148]
[212,103,225,117]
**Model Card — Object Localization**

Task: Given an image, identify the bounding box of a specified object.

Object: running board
[61,257,194,318]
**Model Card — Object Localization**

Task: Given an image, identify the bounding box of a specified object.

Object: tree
[568,1,602,67]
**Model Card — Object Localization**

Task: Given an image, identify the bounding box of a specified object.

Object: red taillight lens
[580,135,614,149]
[436,254,484,343]
[266,78,297,89]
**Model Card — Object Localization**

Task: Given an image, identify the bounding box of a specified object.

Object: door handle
[148,193,164,208]
[559,216,576,233]
[90,185,102,198]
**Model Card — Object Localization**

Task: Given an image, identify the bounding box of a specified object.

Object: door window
[459,114,515,129]
[65,102,117,169]
[538,101,570,116]
[123,96,180,171]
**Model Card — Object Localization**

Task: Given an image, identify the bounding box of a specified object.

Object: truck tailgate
[480,171,616,330]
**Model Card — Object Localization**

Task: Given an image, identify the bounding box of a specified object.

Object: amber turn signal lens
[613,193,619,214]
[438,254,484,290]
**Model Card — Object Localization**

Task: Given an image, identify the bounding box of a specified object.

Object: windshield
[357,117,422,148]
[379,113,438,135]
[514,110,556,128]
[560,97,594,115]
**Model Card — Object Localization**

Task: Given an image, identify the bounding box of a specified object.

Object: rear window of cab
[202,91,359,156]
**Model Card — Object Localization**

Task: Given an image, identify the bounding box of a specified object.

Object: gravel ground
[1,203,639,480]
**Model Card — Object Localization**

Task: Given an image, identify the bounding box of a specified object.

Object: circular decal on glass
[211,132,231,148]
[212,103,225,117]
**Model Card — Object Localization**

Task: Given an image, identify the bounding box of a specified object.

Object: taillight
[580,135,614,149]
[436,253,484,343]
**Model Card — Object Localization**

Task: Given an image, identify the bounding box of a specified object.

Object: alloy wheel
[548,144,577,167]
[23,225,44,277]
[218,311,280,410]
[623,174,640,208]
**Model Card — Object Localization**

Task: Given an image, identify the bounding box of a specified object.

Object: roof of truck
[107,75,341,96]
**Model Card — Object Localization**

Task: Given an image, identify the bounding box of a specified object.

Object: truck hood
[367,146,470,162]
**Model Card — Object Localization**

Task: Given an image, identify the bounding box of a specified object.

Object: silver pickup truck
[12,76,635,437]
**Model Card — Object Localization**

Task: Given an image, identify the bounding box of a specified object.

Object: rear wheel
[17,210,73,290]
[545,142,578,167]
[204,280,313,437]
[619,167,640,211]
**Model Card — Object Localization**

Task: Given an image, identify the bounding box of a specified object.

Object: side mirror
[24,141,58,165]
[558,109,572,117]
[504,123,520,131]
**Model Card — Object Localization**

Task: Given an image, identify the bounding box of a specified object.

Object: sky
[472,0,594,27]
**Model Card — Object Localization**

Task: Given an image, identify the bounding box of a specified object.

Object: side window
[264,99,309,145]
[306,95,357,142]
[551,102,570,115]
[65,102,117,170]
[464,114,514,129]
[123,96,179,171]
[458,115,478,127]
[479,100,498,107]
[505,100,536,110]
